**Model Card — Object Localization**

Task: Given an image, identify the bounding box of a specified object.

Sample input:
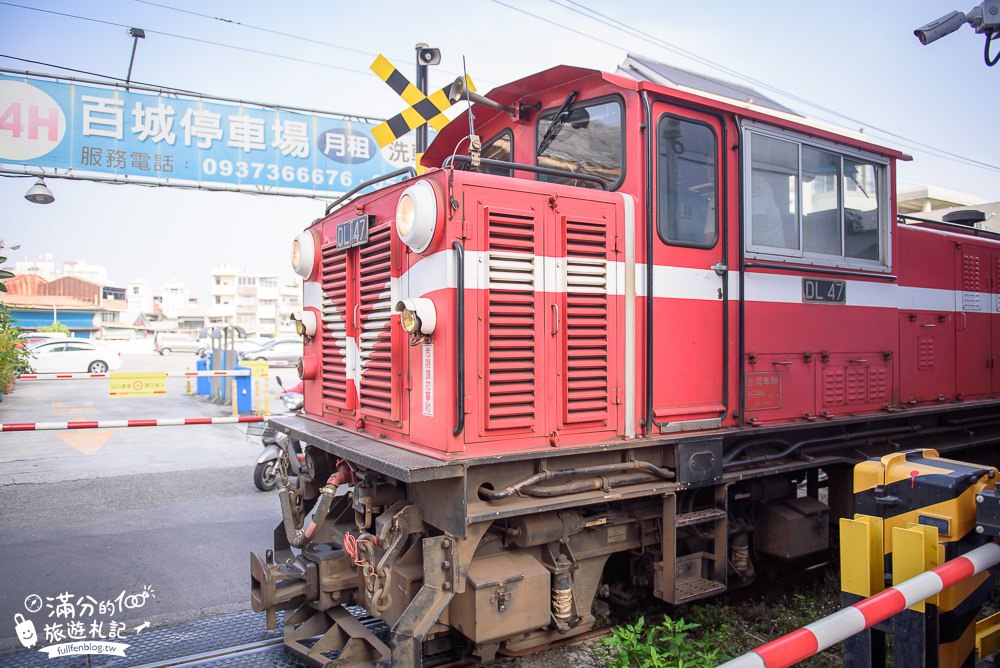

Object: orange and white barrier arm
[18,370,253,380]
[720,541,1000,668]
[1,415,265,432]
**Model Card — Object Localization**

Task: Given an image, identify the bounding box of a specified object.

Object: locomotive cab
[294,65,913,454]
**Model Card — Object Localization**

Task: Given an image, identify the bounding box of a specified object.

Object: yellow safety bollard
[840,514,884,598]
[231,379,237,416]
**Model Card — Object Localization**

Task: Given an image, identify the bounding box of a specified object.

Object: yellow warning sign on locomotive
[109,372,167,398]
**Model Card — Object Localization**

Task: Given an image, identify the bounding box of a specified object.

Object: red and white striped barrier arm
[1,416,265,432]
[18,370,253,380]
[719,540,1000,668]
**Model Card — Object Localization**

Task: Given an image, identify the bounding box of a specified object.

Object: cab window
[481,130,512,177]
[656,115,718,247]
[744,123,888,269]
[535,97,623,190]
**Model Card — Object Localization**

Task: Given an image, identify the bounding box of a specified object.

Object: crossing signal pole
[414,43,441,157]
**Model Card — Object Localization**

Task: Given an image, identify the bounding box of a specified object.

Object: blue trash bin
[196,358,210,396]
[234,365,252,414]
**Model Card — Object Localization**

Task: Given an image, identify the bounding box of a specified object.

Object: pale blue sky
[1,1,997,301]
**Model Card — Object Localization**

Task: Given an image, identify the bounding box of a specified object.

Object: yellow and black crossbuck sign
[370,54,475,148]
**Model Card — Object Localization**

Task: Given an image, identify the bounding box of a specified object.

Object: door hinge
[613,234,621,254]
[611,387,622,405]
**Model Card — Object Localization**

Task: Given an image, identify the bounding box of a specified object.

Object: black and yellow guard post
[840,513,886,667]
[850,449,998,667]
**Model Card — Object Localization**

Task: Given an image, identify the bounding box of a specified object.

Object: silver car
[237,338,303,366]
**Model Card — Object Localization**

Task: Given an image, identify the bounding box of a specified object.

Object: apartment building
[209,265,300,337]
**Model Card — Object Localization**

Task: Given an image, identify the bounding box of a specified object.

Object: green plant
[0,301,32,390]
[38,321,70,334]
[596,615,721,668]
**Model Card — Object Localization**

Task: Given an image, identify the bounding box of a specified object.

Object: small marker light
[395,298,437,343]
[400,308,421,334]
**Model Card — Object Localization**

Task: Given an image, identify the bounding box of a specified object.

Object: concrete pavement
[0,348,289,652]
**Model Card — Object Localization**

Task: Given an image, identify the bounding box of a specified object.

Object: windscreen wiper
[536,91,578,156]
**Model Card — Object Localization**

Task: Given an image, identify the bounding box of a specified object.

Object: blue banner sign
[0,73,416,196]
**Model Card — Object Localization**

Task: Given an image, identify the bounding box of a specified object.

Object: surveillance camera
[914,9,967,45]
[417,47,441,66]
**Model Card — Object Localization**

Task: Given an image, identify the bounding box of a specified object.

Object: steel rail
[127,637,284,668]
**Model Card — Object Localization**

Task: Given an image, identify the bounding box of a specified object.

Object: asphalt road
[0,345,601,667]
[0,346,296,653]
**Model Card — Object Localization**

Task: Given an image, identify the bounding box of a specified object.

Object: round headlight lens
[291,232,316,279]
[394,180,438,253]
[396,193,415,239]
[400,309,420,334]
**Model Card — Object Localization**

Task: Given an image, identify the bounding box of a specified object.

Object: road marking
[55,430,113,455]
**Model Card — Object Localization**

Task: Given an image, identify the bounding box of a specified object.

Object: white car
[29,339,123,374]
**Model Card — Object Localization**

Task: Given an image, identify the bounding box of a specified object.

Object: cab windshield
[535,97,623,189]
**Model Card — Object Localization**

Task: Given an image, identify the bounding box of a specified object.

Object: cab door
[649,104,727,429]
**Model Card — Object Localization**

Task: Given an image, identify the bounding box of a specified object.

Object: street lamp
[24,178,54,205]
[126,27,146,90]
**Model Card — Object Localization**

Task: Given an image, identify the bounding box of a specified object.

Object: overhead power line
[0,0,993,176]
[488,0,999,175]
[0,1,373,77]
[551,0,1000,174]
[129,0,496,86]
[0,58,385,121]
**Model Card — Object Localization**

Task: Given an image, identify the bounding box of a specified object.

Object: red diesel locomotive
[251,65,1000,667]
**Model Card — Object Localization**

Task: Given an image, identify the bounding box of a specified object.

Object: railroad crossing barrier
[16,369,265,415]
[18,370,253,380]
[718,541,1000,668]
[722,450,1000,668]
[0,415,265,432]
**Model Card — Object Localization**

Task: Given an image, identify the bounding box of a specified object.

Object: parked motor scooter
[252,376,304,491]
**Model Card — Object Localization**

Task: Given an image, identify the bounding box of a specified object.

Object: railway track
[0,563,837,668]
[128,637,286,667]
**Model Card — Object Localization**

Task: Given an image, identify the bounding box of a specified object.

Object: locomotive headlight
[395,298,437,339]
[394,180,437,253]
[291,231,317,279]
[290,309,317,338]
[399,308,420,334]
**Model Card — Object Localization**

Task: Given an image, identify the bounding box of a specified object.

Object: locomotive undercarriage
[250,402,1000,667]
